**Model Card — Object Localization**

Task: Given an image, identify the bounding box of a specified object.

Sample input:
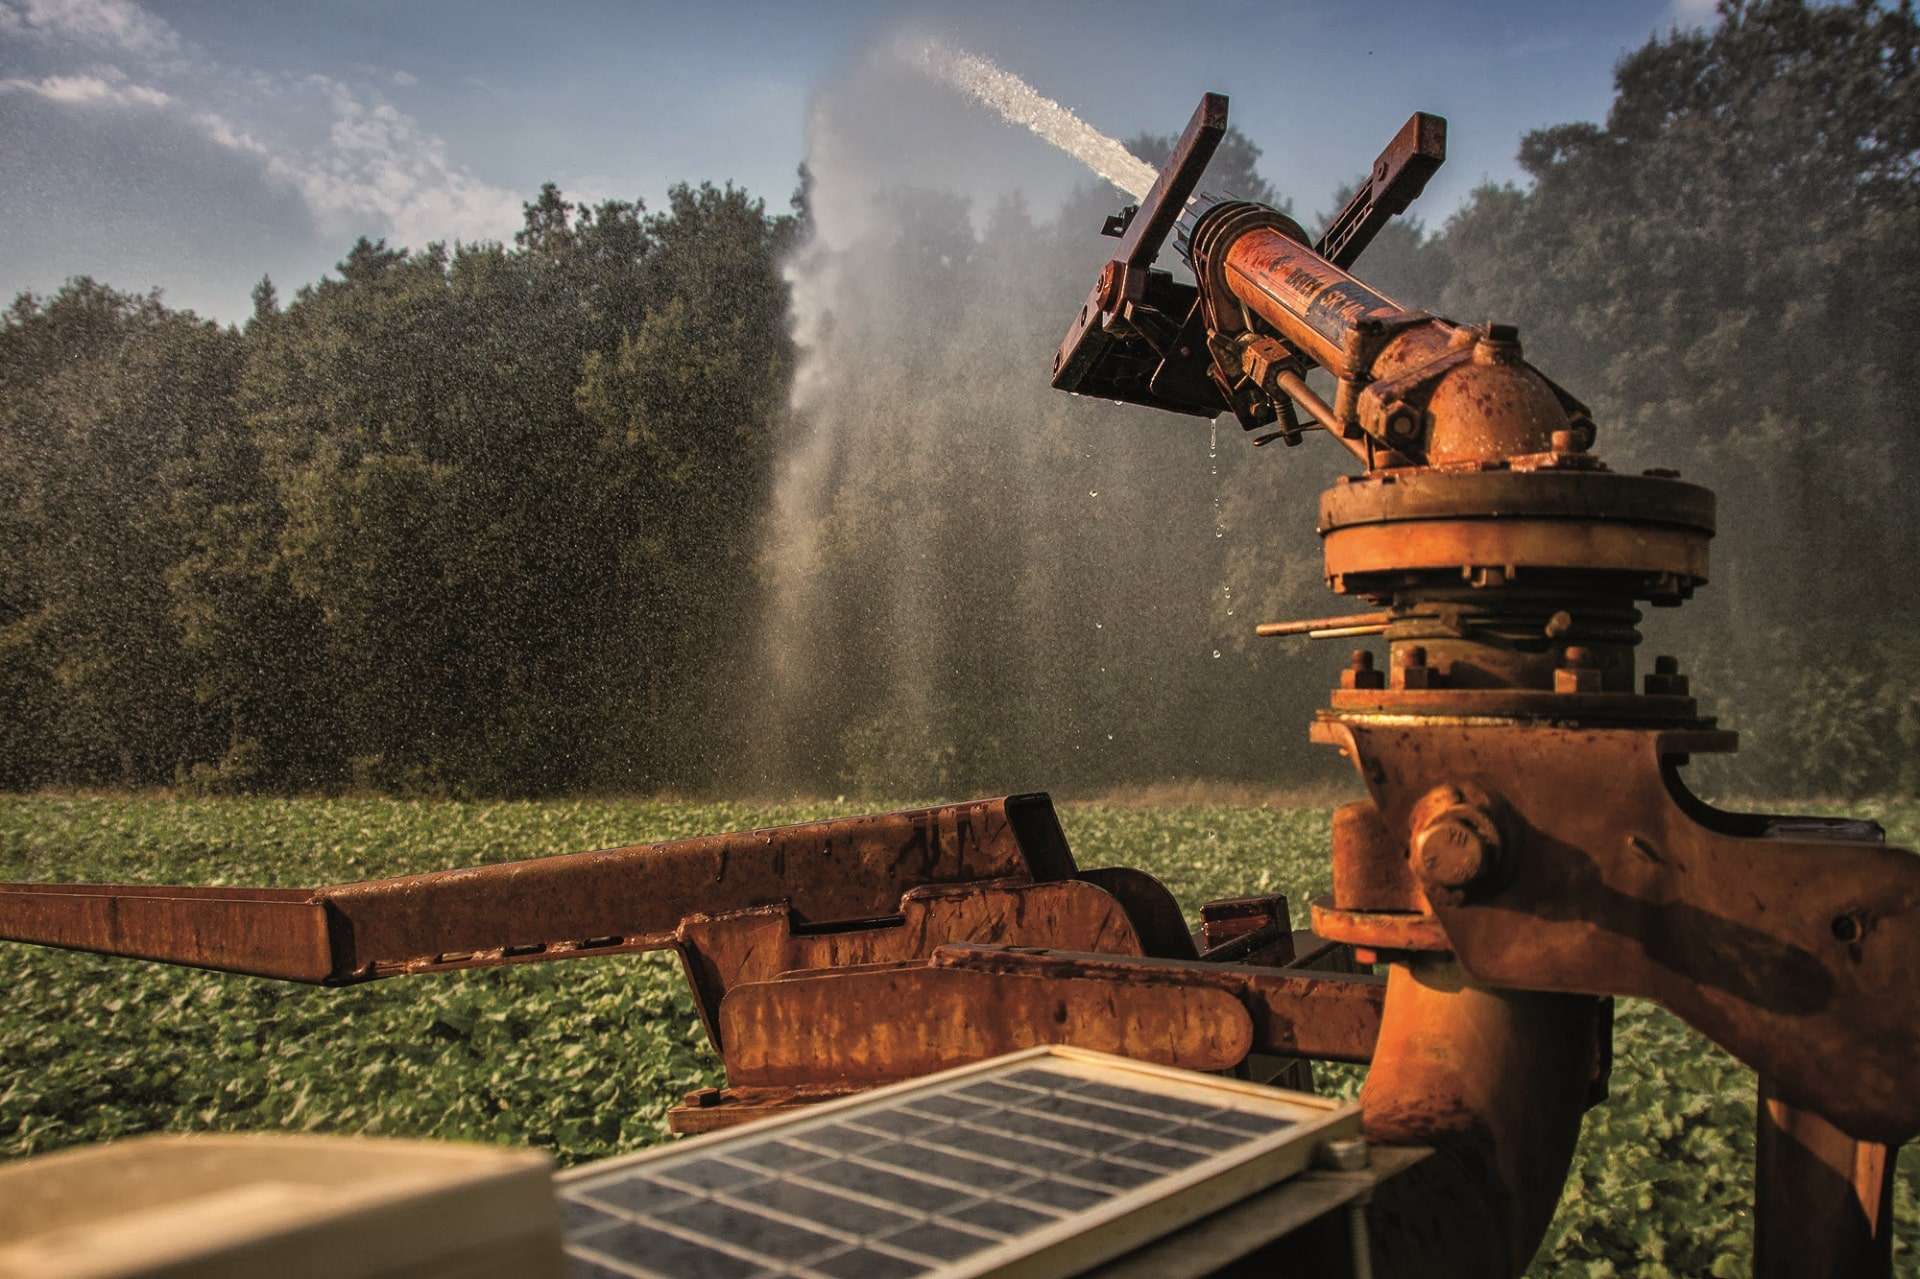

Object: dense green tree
[1428,0,1920,794]
[0,281,247,786]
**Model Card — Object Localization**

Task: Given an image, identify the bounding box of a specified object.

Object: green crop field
[0,792,1913,1277]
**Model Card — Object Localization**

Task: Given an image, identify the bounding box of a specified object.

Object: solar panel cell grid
[557,1049,1352,1279]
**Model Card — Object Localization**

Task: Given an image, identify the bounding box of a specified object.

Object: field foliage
[0,793,1914,1276]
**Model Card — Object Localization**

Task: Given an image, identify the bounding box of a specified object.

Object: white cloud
[5,0,180,56]
[2,0,524,251]
[254,73,521,246]
[193,109,268,155]
[0,70,168,107]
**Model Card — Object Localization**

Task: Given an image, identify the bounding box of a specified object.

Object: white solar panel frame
[557,1046,1360,1279]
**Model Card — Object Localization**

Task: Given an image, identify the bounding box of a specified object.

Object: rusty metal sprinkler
[0,93,1916,1279]
[1052,94,1919,1277]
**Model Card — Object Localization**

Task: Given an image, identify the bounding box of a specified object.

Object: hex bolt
[1645,653,1689,696]
[1383,402,1422,443]
[1414,816,1496,893]
[1556,645,1603,694]
[1392,644,1435,690]
[1341,649,1386,691]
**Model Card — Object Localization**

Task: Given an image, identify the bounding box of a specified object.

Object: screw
[1655,655,1680,675]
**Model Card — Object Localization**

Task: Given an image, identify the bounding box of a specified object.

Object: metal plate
[556,1047,1358,1279]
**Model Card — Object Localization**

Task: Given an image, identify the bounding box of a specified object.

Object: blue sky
[0,0,1719,321]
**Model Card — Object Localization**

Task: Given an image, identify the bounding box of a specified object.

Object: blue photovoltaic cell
[558,1060,1303,1279]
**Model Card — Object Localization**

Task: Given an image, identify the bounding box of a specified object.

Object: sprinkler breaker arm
[1051,94,1448,445]
[0,793,1388,1111]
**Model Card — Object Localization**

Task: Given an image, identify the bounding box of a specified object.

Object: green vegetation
[0,792,1913,1276]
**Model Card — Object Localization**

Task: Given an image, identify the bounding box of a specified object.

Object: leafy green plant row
[0,794,1913,1275]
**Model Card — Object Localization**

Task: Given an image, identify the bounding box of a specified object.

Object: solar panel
[556,1046,1359,1279]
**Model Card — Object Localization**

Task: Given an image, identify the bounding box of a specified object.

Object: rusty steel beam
[673,879,1151,1053]
[930,944,1385,1064]
[0,796,1076,984]
[1755,1078,1900,1278]
[716,942,1387,1090]
[718,963,1255,1088]
[0,883,334,982]
[1359,961,1603,1279]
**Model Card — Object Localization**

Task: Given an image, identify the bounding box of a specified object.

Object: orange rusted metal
[930,945,1385,1064]
[0,883,334,981]
[1314,718,1920,1145]
[0,794,1076,983]
[718,962,1256,1088]
[1052,90,1915,1274]
[672,878,1151,1052]
[1359,962,1604,1278]
[1755,1078,1899,1278]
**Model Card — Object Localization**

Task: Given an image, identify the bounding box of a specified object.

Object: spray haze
[751,34,1322,798]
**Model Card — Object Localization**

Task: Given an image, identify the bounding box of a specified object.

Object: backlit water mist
[747,40,1340,797]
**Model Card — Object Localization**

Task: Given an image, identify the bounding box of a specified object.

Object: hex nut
[1322,1137,1370,1171]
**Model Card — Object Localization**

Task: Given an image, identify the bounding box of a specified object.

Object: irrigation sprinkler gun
[3,94,1918,1277]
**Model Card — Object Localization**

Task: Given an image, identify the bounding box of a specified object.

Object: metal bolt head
[1655,655,1680,675]
[1340,648,1385,691]
[1413,810,1499,895]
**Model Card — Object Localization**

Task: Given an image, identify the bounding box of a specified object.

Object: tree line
[5,0,1917,798]
[2,183,797,793]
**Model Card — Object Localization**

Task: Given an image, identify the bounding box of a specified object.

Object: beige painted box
[0,1132,563,1279]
